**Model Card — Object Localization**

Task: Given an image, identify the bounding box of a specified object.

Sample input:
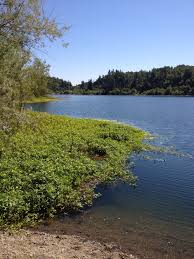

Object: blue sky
[41,0,194,85]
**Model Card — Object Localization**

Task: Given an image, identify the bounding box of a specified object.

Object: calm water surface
[27,95,194,244]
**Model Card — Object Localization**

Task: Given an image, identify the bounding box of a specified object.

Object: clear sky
[41,0,194,85]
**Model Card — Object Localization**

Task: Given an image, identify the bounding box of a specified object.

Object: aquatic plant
[0,111,150,228]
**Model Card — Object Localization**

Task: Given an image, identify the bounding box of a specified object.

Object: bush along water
[0,111,152,228]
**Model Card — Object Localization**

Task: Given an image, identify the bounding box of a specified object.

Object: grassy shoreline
[24,96,60,104]
[0,111,152,228]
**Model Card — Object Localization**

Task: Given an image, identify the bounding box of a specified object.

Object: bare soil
[0,230,136,259]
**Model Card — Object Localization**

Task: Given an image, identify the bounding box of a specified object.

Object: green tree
[0,0,68,131]
[23,58,50,98]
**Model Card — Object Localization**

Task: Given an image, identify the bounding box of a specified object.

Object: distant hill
[49,65,194,96]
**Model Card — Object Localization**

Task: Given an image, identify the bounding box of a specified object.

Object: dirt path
[0,230,137,259]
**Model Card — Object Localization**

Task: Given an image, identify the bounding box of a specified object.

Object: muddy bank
[1,211,193,259]
[32,212,194,259]
[0,229,135,259]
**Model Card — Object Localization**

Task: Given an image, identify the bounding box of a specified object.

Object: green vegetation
[24,96,60,104]
[0,0,67,131]
[49,65,194,96]
[48,77,73,94]
[0,111,151,228]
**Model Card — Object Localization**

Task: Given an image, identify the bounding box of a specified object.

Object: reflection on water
[26,95,194,256]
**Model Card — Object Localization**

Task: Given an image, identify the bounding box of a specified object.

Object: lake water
[26,95,194,258]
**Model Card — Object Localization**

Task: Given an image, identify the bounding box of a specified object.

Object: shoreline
[1,207,193,259]
[31,211,194,259]
[1,110,193,258]
[0,111,149,258]
[1,209,193,259]
[49,93,194,97]
[0,229,136,259]
[1,109,193,258]
[24,96,60,104]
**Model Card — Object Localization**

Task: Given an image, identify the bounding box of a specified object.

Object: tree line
[49,65,194,95]
[48,77,72,93]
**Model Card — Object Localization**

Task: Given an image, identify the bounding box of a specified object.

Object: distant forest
[48,65,194,95]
